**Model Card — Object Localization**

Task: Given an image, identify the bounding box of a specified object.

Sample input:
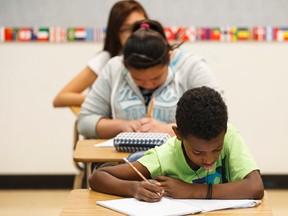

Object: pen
[123,158,161,196]
[147,96,155,118]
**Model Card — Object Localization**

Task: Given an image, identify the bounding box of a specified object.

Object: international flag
[49,27,66,42]
[17,28,34,41]
[85,28,94,41]
[274,27,288,41]
[67,27,87,41]
[164,27,176,41]
[67,27,76,41]
[101,27,107,41]
[230,27,250,41]
[196,27,210,40]
[92,27,101,41]
[36,28,49,41]
[176,27,196,42]
[3,27,14,41]
[74,27,86,41]
[265,26,274,41]
[220,27,233,42]
[209,27,221,41]
[251,27,266,41]
[16,27,37,42]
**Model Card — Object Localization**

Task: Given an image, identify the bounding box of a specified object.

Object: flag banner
[1,26,288,43]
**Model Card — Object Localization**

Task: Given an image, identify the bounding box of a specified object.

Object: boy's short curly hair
[176,87,228,140]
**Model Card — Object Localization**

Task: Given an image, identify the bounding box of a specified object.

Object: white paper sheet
[97,197,202,216]
[97,196,261,216]
[94,139,114,147]
[178,198,261,212]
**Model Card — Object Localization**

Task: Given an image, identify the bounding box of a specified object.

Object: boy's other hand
[155,176,190,199]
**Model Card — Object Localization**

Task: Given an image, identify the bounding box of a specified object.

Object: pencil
[147,96,155,118]
[123,158,161,196]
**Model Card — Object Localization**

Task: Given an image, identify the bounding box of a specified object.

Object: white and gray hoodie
[78,48,222,138]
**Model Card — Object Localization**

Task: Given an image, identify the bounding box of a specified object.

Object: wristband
[206,183,212,199]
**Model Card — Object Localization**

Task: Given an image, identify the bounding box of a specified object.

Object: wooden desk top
[60,189,272,216]
[70,106,81,116]
[73,139,130,163]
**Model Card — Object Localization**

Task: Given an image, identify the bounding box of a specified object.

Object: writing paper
[179,198,261,212]
[97,197,202,216]
[97,197,261,216]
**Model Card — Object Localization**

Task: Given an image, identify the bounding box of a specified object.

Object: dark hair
[176,87,228,140]
[103,0,148,57]
[123,19,171,69]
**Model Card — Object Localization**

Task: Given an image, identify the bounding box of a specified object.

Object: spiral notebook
[113,132,171,152]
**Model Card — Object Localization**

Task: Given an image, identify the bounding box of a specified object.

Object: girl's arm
[96,118,142,139]
[53,66,97,107]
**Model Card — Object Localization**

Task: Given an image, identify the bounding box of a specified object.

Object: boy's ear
[172,126,183,141]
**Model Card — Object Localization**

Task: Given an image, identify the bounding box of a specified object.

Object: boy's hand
[133,180,164,202]
[155,176,190,198]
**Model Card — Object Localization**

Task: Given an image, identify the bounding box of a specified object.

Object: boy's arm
[89,162,164,202]
[211,170,264,199]
[155,170,264,199]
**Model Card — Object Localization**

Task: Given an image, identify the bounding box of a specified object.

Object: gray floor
[0,189,287,216]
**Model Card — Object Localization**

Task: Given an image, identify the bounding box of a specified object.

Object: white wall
[0,42,287,174]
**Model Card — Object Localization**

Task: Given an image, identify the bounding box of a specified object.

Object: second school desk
[60,189,273,216]
[73,139,130,187]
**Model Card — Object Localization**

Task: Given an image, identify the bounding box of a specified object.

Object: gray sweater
[78,49,222,138]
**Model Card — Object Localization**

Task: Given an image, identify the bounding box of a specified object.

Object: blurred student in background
[78,19,223,139]
[53,0,148,107]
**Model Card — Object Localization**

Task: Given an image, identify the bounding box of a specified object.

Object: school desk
[70,106,81,116]
[73,139,130,187]
[69,105,82,189]
[60,189,273,216]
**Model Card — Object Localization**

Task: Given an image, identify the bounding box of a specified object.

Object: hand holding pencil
[123,158,163,201]
[147,96,155,118]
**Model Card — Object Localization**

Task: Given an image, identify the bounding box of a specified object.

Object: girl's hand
[140,118,166,133]
[133,180,164,202]
[122,119,142,132]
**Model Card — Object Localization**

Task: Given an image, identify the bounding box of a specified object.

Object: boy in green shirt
[89,87,264,202]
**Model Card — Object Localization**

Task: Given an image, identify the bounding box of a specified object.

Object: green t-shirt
[138,123,259,184]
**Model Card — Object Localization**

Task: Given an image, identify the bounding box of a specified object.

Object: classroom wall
[0,42,287,175]
[1,0,288,26]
